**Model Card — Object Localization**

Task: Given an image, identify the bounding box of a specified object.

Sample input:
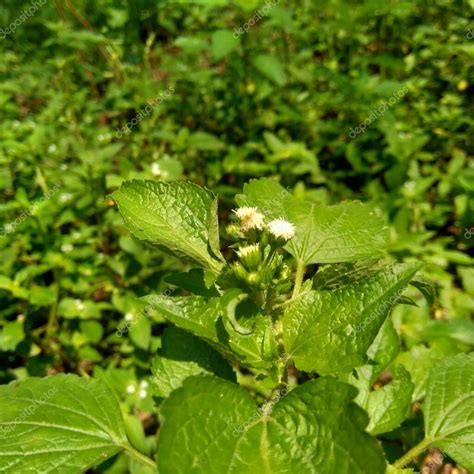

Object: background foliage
[0,0,472,471]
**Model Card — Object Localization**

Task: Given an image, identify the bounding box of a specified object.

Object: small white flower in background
[151,162,161,176]
[139,380,149,389]
[233,206,265,231]
[126,384,136,394]
[267,218,295,241]
[125,312,134,322]
[59,193,72,203]
[48,144,57,153]
[61,243,73,253]
[139,389,147,399]
[75,299,85,311]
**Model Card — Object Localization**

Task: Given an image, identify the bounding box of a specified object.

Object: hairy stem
[122,444,156,470]
[292,260,305,298]
[393,438,434,469]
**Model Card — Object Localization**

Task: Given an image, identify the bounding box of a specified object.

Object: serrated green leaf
[283,262,421,374]
[112,180,224,274]
[151,327,235,397]
[157,375,386,473]
[423,352,474,471]
[237,178,387,265]
[0,374,138,473]
[143,292,276,369]
[365,366,414,435]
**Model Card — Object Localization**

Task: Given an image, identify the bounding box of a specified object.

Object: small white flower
[126,384,136,394]
[48,144,57,153]
[61,243,73,253]
[139,389,147,399]
[139,380,149,389]
[75,299,85,311]
[59,193,72,203]
[267,219,295,241]
[151,162,161,176]
[233,207,265,231]
[125,312,134,322]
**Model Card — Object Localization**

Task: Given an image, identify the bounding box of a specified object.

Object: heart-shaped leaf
[157,375,386,473]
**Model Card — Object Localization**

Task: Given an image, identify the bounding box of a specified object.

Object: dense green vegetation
[0,1,472,473]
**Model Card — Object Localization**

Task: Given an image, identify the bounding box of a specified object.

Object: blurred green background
[0,0,472,428]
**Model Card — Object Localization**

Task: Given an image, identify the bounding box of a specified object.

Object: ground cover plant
[0,178,473,473]
[0,0,473,473]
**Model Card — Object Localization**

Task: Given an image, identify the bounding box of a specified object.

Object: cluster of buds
[228,207,295,293]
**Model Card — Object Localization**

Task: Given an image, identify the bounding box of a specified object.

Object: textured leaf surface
[365,366,413,435]
[152,327,235,397]
[283,262,421,374]
[237,178,387,265]
[157,375,386,474]
[0,374,129,473]
[112,180,223,273]
[424,352,474,471]
[143,292,276,369]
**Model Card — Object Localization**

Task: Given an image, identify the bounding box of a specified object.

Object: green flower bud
[232,262,248,282]
[236,244,262,271]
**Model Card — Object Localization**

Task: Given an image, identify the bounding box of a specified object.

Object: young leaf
[237,178,387,265]
[157,375,386,473]
[365,366,414,435]
[283,262,421,374]
[112,180,224,274]
[0,374,147,472]
[423,352,474,471]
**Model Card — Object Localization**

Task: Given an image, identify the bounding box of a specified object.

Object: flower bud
[236,244,262,271]
[232,262,248,282]
[226,223,244,240]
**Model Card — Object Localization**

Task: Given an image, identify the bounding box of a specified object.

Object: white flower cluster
[233,207,295,241]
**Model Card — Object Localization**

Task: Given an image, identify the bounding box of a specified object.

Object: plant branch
[122,444,156,470]
[292,260,305,298]
[393,438,434,469]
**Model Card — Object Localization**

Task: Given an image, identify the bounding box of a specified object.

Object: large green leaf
[157,375,386,473]
[112,180,224,274]
[0,374,143,473]
[283,262,421,374]
[237,178,387,265]
[423,352,474,471]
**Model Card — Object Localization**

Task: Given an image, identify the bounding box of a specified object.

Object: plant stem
[122,444,156,470]
[292,260,305,298]
[393,438,434,469]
